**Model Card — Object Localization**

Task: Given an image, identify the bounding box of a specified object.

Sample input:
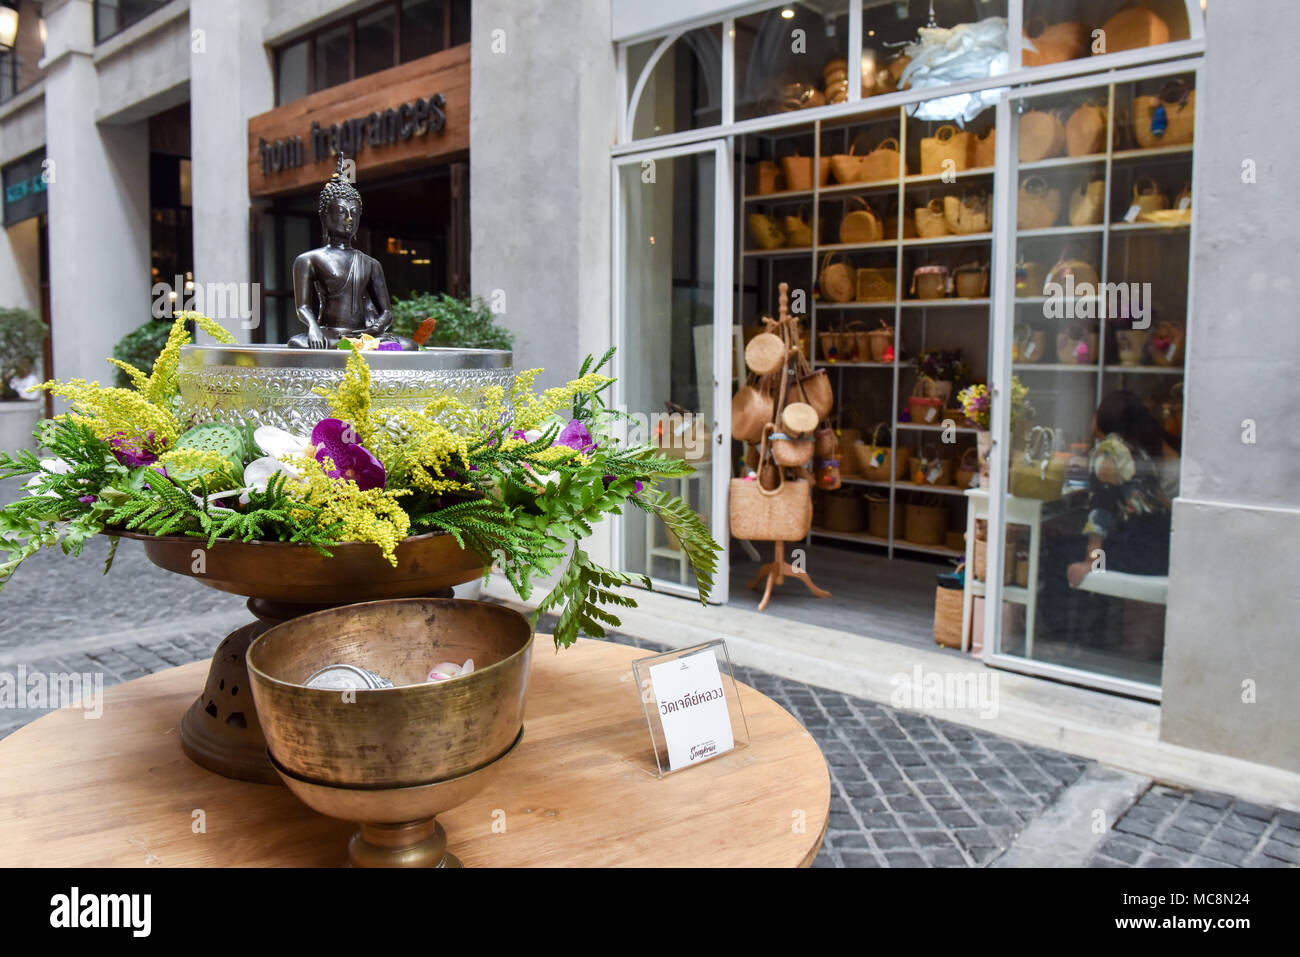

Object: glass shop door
[613,140,733,601]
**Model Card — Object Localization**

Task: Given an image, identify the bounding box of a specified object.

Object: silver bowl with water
[178,344,513,433]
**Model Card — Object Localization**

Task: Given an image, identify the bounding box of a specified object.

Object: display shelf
[813,360,893,368]
[899,298,991,308]
[813,301,897,310]
[839,477,891,488]
[894,481,972,497]
[818,178,901,197]
[1109,221,1192,233]
[905,166,995,184]
[1013,363,1098,372]
[819,238,901,253]
[740,247,814,258]
[809,528,963,560]
[1103,365,1186,374]
[743,187,816,203]
[1017,225,1105,238]
[1018,153,1107,172]
[1111,145,1195,163]
[901,233,993,247]
[897,422,978,434]
[1013,295,1103,305]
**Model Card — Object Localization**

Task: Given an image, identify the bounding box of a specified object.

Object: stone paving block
[1163,827,1205,853]
[883,851,926,868]
[1232,801,1277,821]
[1260,841,1300,864]
[1199,839,1251,866]
[1095,835,1145,865]
[1222,812,1269,836]
[841,851,884,868]
[872,830,913,850]
[1187,791,1233,810]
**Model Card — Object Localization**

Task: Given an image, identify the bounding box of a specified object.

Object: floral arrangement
[956,383,990,430]
[0,313,719,649]
[913,349,968,383]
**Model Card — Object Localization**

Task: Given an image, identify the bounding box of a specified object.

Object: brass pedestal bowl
[115,531,485,785]
[247,598,533,868]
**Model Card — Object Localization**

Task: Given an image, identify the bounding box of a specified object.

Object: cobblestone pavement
[1087,785,1300,868]
[0,523,1294,867]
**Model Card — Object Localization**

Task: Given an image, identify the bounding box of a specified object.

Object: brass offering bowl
[247,598,533,867]
[116,531,487,785]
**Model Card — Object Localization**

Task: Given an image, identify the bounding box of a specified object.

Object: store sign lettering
[258,94,447,176]
[4,174,47,207]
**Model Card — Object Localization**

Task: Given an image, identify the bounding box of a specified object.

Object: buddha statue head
[318,152,363,244]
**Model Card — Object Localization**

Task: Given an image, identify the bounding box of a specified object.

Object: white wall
[189,0,274,344]
[1160,0,1300,773]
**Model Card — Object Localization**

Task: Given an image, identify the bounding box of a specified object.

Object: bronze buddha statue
[288,154,416,350]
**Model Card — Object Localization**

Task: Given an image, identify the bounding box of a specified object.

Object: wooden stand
[748,541,831,612]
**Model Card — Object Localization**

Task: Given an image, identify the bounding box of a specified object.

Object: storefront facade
[596,0,1299,774]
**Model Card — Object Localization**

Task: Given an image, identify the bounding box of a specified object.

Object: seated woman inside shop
[1067,389,1180,589]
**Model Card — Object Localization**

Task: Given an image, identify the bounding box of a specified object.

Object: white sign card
[632,640,749,777]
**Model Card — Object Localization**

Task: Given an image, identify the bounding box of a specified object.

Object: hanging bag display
[1134,78,1195,148]
[943,193,991,235]
[819,252,856,303]
[1066,103,1107,156]
[1069,179,1105,226]
[800,369,834,418]
[1017,175,1062,230]
[731,374,776,443]
[1018,110,1067,162]
[1009,426,1066,500]
[1098,2,1170,55]
[921,124,973,175]
[744,327,786,375]
[839,197,884,244]
[730,425,813,541]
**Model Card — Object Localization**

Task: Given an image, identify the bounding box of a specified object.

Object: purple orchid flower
[556,420,596,453]
[78,495,97,504]
[603,475,644,494]
[377,341,404,351]
[311,418,386,490]
[109,432,158,467]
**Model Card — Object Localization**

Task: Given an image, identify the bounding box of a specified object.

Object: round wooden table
[0,638,829,867]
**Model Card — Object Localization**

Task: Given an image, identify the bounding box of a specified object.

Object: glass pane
[618,152,717,589]
[996,73,1191,687]
[402,0,446,60]
[628,25,723,138]
[450,0,471,47]
[1021,0,1194,68]
[735,3,849,123]
[356,8,396,78]
[277,40,309,105]
[315,24,353,92]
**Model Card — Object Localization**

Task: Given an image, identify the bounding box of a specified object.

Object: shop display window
[1020,0,1194,69]
[734,2,851,123]
[626,25,724,139]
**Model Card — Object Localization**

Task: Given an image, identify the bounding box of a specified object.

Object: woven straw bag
[840,197,883,244]
[729,440,813,542]
[1014,324,1048,363]
[745,330,786,375]
[783,206,814,247]
[829,144,863,185]
[800,369,834,418]
[954,263,989,298]
[1022,18,1088,66]
[1057,327,1099,364]
[1132,176,1169,214]
[1099,4,1170,55]
[1018,110,1067,162]
[747,212,785,249]
[1069,180,1105,226]
[859,138,902,182]
[820,253,856,303]
[921,124,973,175]
[856,268,896,304]
[731,376,775,444]
[771,432,816,467]
[1151,320,1186,367]
[1135,79,1195,148]
[943,193,990,235]
[913,199,949,238]
[1046,248,1100,288]
[1066,104,1107,156]
[904,501,948,546]
[970,128,996,168]
[781,154,829,191]
[753,160,781,195]
[955,447,980,489]
[1017,176,1062,230]
[865,321,894,359]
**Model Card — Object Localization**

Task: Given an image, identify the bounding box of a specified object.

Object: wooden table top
[0,638,829,867]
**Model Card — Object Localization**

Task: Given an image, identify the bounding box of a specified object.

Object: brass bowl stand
[115,531,485,785]
[269,730,524,868]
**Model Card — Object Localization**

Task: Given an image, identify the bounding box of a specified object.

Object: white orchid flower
[254,426,312,461]
[426,659,475,682]
[24,458,74,497]
[231,426,314,503]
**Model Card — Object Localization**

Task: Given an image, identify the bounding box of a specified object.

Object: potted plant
[957,377,1033,490]
[0,307,48,454]
[390,293,514,350]
[913,349,968,410]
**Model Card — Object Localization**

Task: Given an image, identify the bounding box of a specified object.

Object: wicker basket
[866,494,904,539]
[865,322,894,360]
[801,369,834,418]
[781,154,829,191]
[908,395,944,426]
[753,160,781,195]
[1018,110,1066,162]
[905,502,948,546]
[1066,104,1107,156]
[744,331,786,375]
[912,265,949,300]
[1018,176,1062,230]
[913,199,949,238]
[771,432,815,467]
[934,583,964,649]
[820,253,856,303]
[821,489,865,532]
[859,138,902,182]
[730,476,812,541]
[856,268,897,304]
[1135,80,1194,148]
[840,197,883,244]
[920,124,972,175]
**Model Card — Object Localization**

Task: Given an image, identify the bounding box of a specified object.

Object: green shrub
[112,319,175,387]
[390,293,514,351]
[0,306,48,400]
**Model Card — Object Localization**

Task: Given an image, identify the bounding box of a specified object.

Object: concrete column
[1160,0,1300,772]
[40,0,150,386]
[189,0,274,343]
[469,0,617,567]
